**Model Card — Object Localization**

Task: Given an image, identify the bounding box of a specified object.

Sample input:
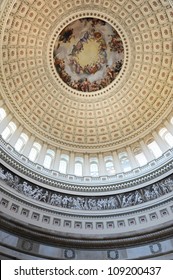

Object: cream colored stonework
[0,0,172,152]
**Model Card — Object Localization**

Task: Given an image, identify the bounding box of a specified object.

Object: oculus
[53,18,124,92]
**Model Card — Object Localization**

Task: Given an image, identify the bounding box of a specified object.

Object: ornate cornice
[1,212,173,249]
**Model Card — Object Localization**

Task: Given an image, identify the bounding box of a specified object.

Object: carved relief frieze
[1,163,173,211]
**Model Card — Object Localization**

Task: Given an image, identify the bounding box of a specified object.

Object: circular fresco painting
[53,18,124,92]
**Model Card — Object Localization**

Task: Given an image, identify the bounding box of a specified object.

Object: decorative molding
[1,213,173,249]
[149,243,162,255]
[107,250,119,259]
[64,249,75,259]
[21,240,33,252]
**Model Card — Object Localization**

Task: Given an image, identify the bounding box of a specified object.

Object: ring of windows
[1,107,173,177]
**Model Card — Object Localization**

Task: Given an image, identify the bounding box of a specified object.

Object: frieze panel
[1,163,173,211]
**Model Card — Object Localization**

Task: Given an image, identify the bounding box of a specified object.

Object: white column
[164,120,173,135]
[36,143,47,165]
[53,148,61,171]
[8,125,23,146]
[98,153,106,176]
[0,114,13,134]
[22,136,35,157]
[68,152,75,174]
[84,154,90,176]
[152,131,169,153]
[112,151,122,173]
[126,147,138,169]
[140,140,155,162]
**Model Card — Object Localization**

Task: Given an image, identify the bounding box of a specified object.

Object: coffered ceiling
[0,0,173,152]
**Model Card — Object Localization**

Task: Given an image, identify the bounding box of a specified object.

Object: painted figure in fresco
[81,78,90,92]
[53,18,124,92]
[59,28,73,43]
[76,40,84,53]
[81,31,89,42]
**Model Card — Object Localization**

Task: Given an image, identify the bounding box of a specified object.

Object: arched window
[74,157,83,176]
[104,156,115,175]
[28,142,41,162]
[59,154,69,174]
[43,149,55,169]
[90,157,99,176]
[159,128,173,148]
[14,133,28,153]
[119,152,131,172]
[90,163,99,176]
[134,148,147,166]
[0,108,6,122]
[74,162,83,176]
[147,140,162,158]
[1,122,16,141]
